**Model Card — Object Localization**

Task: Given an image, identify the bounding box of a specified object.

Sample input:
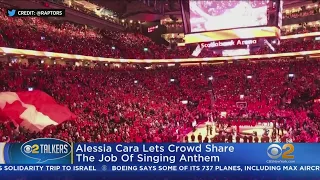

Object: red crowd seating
[1,7,320,59]
[0,59,319,143]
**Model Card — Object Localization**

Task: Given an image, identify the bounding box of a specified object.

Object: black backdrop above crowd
[140,21,169,46]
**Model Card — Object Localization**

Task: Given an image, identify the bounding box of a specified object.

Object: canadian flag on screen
[0,90,75,131]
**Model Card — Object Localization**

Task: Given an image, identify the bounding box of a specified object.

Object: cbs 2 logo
[24,144,40,154]
[267,144,294,159]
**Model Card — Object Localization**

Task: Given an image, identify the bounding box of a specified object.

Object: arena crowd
[0,4,319,144]
[0,58,319,143]
[1,7,320,59]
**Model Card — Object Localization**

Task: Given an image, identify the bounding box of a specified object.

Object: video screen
[189,0,269,33]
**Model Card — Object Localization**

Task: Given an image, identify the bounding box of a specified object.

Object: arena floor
[185,122,283,142]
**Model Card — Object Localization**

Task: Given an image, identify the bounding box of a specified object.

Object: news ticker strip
[0,165,320,172]
[7,9,65,17]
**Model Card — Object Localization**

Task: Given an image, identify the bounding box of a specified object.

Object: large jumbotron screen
[181,0,281,44]
[189,0,269,33]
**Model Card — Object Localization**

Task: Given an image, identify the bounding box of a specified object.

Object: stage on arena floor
[185,122,285,143]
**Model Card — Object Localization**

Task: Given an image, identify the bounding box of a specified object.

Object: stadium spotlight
[41,60,44,64]
[288,73,294,77]
[247,75,252,79]
[112,46,115,50]
[181,100,188,104]
[220,111,227,118]
[144,48,148,52]
[134,80,138,84]
[170,78,175,82]
[240,94,244,100]
[208,76,213,81]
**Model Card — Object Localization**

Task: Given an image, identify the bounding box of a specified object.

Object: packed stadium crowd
[0,1,320,145]
[0,58,319,143]
[283,4,320,19]
[1,6,320,59]
[281,22,320,35]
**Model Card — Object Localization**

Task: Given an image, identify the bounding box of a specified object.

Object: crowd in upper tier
[1,6,320,59]
[281,22,320,35]
[283,4,320,19]
[0,59,319,143]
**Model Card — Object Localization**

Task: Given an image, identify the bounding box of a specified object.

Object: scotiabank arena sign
[200,39,258,48]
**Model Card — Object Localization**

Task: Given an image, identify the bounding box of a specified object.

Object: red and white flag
[0,90,75,132]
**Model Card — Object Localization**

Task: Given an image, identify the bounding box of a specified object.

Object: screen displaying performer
[189,0,269,33]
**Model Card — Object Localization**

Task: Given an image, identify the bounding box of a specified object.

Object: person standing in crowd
[192,120,197,132]
[204,136,209,143]
[206,121,210,136]
[243,135,248,143]
[209,124,213,135]
[272,134,276,142]
[248,135,253,143]
[184,135,189,143]
[191,133,195,142]
[276,121,280,135]
[236,135,241,143]
[227,134,233,143]
[198,133,203,143]
[265,136,270,143]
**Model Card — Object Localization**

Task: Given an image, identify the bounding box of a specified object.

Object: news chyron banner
[0,138,320,179]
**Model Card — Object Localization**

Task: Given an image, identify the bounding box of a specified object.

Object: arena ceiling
[91,0,314,22]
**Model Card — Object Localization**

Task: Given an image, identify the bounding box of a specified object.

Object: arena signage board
[184,26,280,44]
[148,25,158,33]
[200,39,258,48]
